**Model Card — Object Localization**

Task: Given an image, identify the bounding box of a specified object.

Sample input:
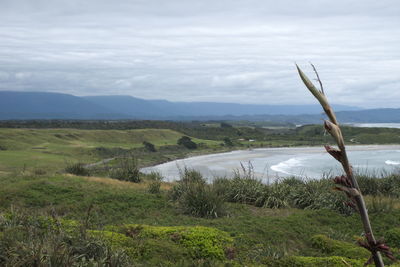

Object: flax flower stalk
[296,64,385,267]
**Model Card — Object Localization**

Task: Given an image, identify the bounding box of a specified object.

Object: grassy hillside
[0,128,219,174]
[1,123,400,175]
[1,172,400,266]
[1,124,400,265]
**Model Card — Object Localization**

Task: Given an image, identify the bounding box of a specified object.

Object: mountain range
[0,91,399,123]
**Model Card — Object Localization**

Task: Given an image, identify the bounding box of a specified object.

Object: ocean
[350,123,400,129]
[141,145,400,183]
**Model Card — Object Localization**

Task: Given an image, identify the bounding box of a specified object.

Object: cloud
[0,0,399,107]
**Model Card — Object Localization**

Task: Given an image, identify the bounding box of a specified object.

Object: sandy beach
[141,145,400,182]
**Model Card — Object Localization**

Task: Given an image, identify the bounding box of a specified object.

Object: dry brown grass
[65,174,174,191]
[364,195,400,210]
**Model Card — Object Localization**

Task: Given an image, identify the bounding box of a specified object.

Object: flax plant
[296,64,394,267]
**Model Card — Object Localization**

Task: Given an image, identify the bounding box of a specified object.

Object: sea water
[141,145,400,183]
[350,123,400,129]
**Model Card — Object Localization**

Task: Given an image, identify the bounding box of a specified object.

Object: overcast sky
[0,0,399,108]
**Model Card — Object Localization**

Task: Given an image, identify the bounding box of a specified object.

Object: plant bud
[324,121,344,148]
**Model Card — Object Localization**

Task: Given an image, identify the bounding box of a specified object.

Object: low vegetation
[0,167,399,265]
[109,156,141,183]
[170,169,226,218]
[65,162,91,176]
[177,136,198,149]
[0,121,400,265]
[146,171,163,194]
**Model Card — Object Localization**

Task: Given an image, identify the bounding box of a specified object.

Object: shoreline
[141,144,400,182]
[143,144,400,168]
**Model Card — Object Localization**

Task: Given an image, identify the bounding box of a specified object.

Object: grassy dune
[0,128,210,149]
[0,128,219,173]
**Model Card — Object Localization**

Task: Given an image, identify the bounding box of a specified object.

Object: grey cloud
[0,0,400,107]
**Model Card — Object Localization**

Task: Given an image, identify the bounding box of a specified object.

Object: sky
[0,0,400,108]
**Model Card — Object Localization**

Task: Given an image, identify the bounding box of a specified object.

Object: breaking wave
[270,158,304,176]
[385,160,400,166]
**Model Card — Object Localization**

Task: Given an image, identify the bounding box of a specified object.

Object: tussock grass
[0,171,400,265]
[170,168,226,218]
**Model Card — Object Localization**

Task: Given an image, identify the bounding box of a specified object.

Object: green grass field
[0,128,220,174]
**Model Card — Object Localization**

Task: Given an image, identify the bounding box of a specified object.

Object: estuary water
[141,145,400,183]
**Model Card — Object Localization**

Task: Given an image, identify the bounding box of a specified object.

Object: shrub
[357,175,382,196]
[147,171,163,181]
[87,230,138,259]
[381,174,400,197]
[170,169,226,218]
[288,179,353,215]
[211,177,232,199]
[65,162,90,176]
[220,122,233,128]
[143,141,156,152]
[263,183,290,209]
[354,173,400,198]
[225,176,266,205]
[178,181,226,218]
[148,181,161,194]
[270,256,367,267]
[223,137,234,147]
[119,224,234,260]
[288,181,317,209]
[385,228,400,248]
[0,211,130,266]
[88,230,133,247]
[146,171,163,194]
[109,156,140,183]
[310,234,370,259]
[177,136,197,149]
[212,175,353,213]
[215,162,267,206]
[367,196,395,214]
[170,168,206,201]
[138,239,187,264]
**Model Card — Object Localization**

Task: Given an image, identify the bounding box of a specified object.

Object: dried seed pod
[333,175,352,188]
[324,145,342,163]
[324,120,345,148]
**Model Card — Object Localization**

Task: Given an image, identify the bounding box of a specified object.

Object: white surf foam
[270,158,303,176]
[385,160,400,165]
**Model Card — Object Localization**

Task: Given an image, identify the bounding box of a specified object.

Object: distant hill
[1,91,398,123]
[0,91,127,119]
[83,95,167,117]
[179,108,400,124]
[83,95,360,117]
[336,108,400,123]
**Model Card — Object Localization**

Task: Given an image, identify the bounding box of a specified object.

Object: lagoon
[141,145,400,183]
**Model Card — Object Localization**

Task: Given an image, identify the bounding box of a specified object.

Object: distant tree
[143,141,156,152]
[220,122,233,128]
[223,137,234,147]
[177,136,197,149]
